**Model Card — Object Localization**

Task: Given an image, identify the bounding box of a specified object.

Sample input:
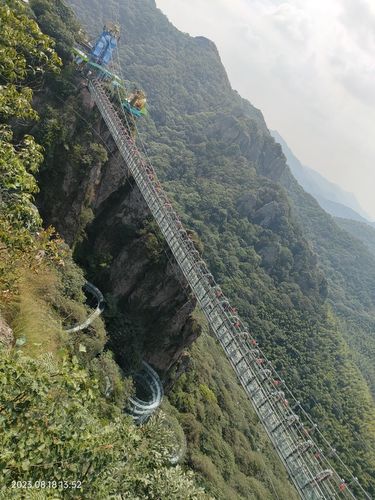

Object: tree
[0,0,62,297]
[0,349,209,499]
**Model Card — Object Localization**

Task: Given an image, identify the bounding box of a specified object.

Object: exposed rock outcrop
[37,87,198,382]
[79,172,199,377]
[0,315,13,348]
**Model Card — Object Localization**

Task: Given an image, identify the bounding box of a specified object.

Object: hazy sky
[156,0,375,220]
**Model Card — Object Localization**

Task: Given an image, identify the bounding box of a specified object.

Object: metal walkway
[127,361,164,425]
[63,281,164,422]
[64,282,105,333]
[88,79,364,499]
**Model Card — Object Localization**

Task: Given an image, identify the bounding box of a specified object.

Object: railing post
[87,80,361,500]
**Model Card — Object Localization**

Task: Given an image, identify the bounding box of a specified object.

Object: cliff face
[36,84,198,377]
[78,168,199,376]
[0,315,13,349]
[33,0,375,492]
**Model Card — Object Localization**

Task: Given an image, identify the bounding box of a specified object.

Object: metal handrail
[88,79,364,499]
[64,282,104,333]
[127,362,164,424]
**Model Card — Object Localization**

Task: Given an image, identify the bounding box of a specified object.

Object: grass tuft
[10,267,65,357]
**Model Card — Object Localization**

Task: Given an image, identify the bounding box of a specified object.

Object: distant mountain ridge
[271,130,374,225]
[272,129,375,257]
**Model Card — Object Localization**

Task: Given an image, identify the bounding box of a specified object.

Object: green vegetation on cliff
[167,313,298,500]
[0,349,208,499]
[0,2,210,497]
[335,217,375,259]
[0,0,61,298]
[3,0,372,496]
[62,0,375,494]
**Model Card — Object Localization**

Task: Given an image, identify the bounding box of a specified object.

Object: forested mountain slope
[335,217,375,259]
[23,1,299,497]
[265,132,375,398]
[267,140,375,399]
[60,0,375,494]
[0,2,212,497]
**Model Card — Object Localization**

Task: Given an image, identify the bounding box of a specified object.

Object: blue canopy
[90,30,118,67]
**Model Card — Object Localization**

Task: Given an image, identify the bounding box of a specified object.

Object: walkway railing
[127,361,164,425]
[64,282,105,333]
[88,79,364,499]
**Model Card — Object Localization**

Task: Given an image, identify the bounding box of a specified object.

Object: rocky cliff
[32,0,375,493]
[35,83,199,378]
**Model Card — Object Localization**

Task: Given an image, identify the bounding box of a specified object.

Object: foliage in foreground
[0,0,62,299]
[34,0,375,494]
[0,349,209,499]
[0,3,209,499]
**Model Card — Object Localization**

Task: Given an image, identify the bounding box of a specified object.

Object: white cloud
[156,0,375,219]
